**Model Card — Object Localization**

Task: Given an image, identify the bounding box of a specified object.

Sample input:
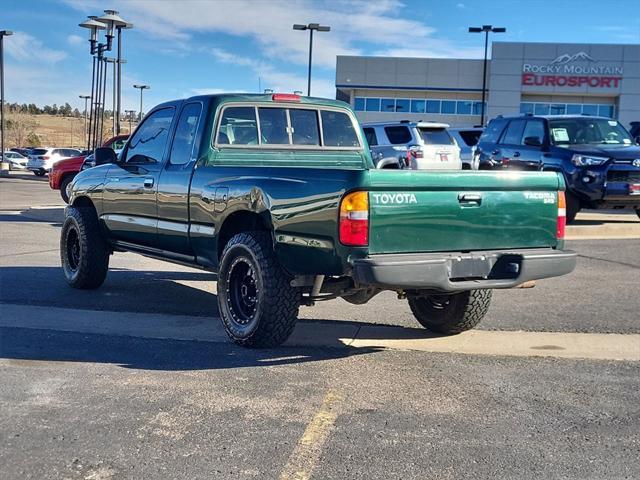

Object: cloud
[67,34,85,46]
[456,3,466,8]
[5,32,68,64]
[63,0,483,69]
[190,88,249,96]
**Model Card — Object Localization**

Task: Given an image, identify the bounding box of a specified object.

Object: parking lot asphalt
[1,173,639,479]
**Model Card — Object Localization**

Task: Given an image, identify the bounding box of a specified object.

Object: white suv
[362,121,461,170]
[27,148,82,176]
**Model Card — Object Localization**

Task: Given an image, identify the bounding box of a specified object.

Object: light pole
[1,30,14,176]
[96,11,131,135]
[125,109,136,133]
[293,23,330,96]
[468,25,506,126]
[79,94,90,148]
[78,16,105,150]
[133,84,149,121]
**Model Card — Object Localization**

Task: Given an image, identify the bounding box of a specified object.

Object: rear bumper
[352,248,577,292]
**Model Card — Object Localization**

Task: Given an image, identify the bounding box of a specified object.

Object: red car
[50,135,128,203]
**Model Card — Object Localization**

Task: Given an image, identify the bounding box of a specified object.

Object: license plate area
[448,253,522,281]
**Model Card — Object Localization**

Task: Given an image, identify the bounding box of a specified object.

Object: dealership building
[335,42,640,128]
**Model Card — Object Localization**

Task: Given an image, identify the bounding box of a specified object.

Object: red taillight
[339,191,369,246]
[407,147,423,168]
[42,156,50,160]
[272,93,300,102]
[557,191,566,239]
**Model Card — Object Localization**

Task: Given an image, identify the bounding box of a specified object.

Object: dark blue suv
[476,115,640,222]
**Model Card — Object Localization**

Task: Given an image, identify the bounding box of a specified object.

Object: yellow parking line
[279,390,343,480]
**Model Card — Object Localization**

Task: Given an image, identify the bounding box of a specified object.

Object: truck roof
[152,93,352,111]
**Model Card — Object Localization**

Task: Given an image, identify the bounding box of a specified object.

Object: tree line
[4,102,83,117]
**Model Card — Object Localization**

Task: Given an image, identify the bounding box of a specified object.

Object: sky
[2,0,639,111]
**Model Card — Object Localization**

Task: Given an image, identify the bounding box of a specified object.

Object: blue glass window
[520,103,534,114]
[381,98,395,112]
[473,101,485,115]
[534,103,550,115]
[411,100,425,113]
[598,105,614,118]
[441,100,456,114]
[365,98,381,112]
[456,101,472,115]
[550,104,566,115]
[582,104,598,116]
[566,104,582,114]
[354,98,365,111]
[395,99,410,112]
[426,100,440,114]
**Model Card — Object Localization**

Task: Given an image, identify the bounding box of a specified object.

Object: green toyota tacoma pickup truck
[61,93,576,347]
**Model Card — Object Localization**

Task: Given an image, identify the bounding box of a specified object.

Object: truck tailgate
[367,170,561,254]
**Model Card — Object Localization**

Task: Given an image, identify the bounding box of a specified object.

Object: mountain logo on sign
[550,52,595,65]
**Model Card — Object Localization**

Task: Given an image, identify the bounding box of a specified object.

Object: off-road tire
[218,231,301,348]
[60,206,109,289]
[635,208,640,220]
[408,289,492,334]
[565,192,580,224]
[60,175,74,204]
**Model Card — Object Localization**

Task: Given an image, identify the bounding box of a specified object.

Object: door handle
[458,193,482,205]
[143,178,154,188]
[513,151,521,158]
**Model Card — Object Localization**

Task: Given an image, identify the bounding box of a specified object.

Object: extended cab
[61,93,576,347]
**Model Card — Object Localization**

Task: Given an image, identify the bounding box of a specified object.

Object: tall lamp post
[1,30,14,176]
[79,94,90,148]
[468,25,506,126]
[292,23,330,96]
[96,11,130,135]
[133,84,149,120]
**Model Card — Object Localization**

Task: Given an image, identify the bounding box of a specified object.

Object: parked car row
[475,114,640,221]
[49,135,128,203]
[1,150,29,170]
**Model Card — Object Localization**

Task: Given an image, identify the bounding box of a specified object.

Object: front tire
[60,175,74,204]
[60,206,110,289]
[408,289,492,334]
[218,231,301,348]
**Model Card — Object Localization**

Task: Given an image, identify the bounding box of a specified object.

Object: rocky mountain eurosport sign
[522,52,623,88]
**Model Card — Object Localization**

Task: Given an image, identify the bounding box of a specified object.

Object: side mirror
[94,147,117,166]
[523,136,542,147]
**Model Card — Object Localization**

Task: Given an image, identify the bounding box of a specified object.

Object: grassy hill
[5,113,136,149]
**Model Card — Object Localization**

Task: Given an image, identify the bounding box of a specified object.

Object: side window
[111,139,127,150]
[521,120,545,145]
[500,119,526,145]
[321,110,360,147]
[169,103,202,165]
[479,119,507,143]
[258,108,289,144]
[290,109,320,146]
[217,107,258,145]
[384,126,412,145]
[52,149,62,156]
[363,127,378,146]
[125,108,174,164]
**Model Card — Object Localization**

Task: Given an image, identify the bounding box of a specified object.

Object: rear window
[384,126,412,145]
[479,118,508,143]
[32,149,48,155]
[216,106,359,148]
[419,128,454,145]
[457,130,482,147]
